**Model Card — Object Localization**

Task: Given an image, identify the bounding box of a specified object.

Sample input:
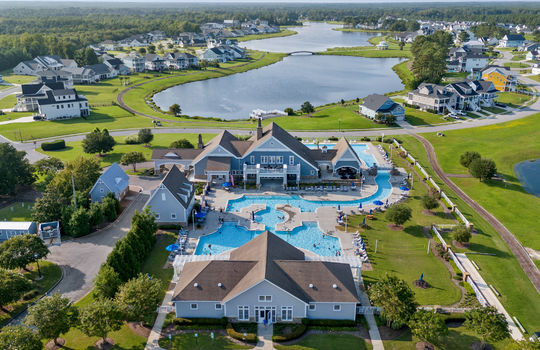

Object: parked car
[32,115,44,121]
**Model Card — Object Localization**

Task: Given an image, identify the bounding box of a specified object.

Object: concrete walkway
[255,323,275,350]
[145,282,176,350]
[355,274,384,350]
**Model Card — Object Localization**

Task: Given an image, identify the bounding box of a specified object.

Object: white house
[144,54,167,71]
[13,56,68,75]
[532,64,540,75]
[37,89,90,120]
[499,34,525,48]
[122,53,145,73]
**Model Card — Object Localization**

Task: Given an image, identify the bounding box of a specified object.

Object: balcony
[243,164,300,175]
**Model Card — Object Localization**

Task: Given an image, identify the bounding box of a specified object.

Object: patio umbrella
[337,204,341,211]
[165,244,179,251]
[358,203,362,209]
[195,211,206,218]
[222,182,232,187]
[400,186,410,191]
[386,199,389,205]
[369,208,372,215]
[362,217,365,226]
[373,200,384,206]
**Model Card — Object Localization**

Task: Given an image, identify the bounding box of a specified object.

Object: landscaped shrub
[22,289,40,301]
[449,260,463,279]
[174,317,228,327]
[41,139,66,151]
[124,135,140,144]
[226,323,257,343]
[328,136,339,141]
[305,319,357,328]
[272,323,308,342]
[434,242,450,261]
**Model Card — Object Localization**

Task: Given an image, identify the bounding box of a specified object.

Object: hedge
[272,323,307,342]
[226,323,258,343]
[41,139,66,151]
[302,318,357,327]
[174,317,228,327]
[449,260,463,278]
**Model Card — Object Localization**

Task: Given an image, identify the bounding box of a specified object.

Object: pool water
[195,222,341,257]
[227,170,392,212]
[254,207,286,230]
[304,143,378,167]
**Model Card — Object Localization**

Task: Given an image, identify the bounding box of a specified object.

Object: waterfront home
[200,47,228,63]
[144,165,195,225]
[172,231,359,322]
[0,222,37,242]
[481,66,517,92]
[407,83,457,113]
[122,53,145,73]
[37,89,90,120]
[89,162,129,203]
[144,54,167,71]
[86,63,117,81]
[164,52,198,70]
[103,58,131,75]
[360,94,405,121]
[62,67,98,84]
[151,121,365,185]
[14,82,66,112]
[37,70,74,89]
[499,34,525,48]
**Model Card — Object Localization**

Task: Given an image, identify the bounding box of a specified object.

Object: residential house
[462,40,485,51]
[200,47,228,63]
[151,121,365,185]
[122,53,145,73]
[62,67,98,84]
[37,89,90,120]
[447,47,489,72]
[144,165,195,224]
[172,231,359,322]
[481,66,517,91]
[526,50,539,61]
[89,162,130,203]
[14,82,65,112]
[144,54,167,71]
[499,34,525,48]
[223,19,240,27]
[13,55,66,75]
[360,94,405,121]
[532,64,540,75]
[406,83,457,113]
[164,53,187,70]
[37,70,74,89]
[100,40,120,51]
[86,63,117,81]
[0,222,37,242]
[147,30,166,42]
[466,80,499,107]
[445,82,481,111]
[519,43,539,52]
[103,58,131,75]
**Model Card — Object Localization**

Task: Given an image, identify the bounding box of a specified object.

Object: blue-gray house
[0,222,37,243]
[151,121,366,186]
[89,162,129,202]
[360,94,405,121]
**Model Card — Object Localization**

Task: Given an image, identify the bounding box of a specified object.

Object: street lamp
[192,209,197,232]
[34,253,41,278]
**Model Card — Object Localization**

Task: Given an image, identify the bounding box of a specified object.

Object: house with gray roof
[144,165,195,224]
[499,34,525,48]
[172,231,359,322]
[406,83,457,113]
[86,63,117,80]
[13,82,65,112]
[144,54,166,71]
[360,94,405,121]
[37,89,90,120]
[151,121,365,186]
[90,162,130,203]
[0,222,37,243]
[13,55,67,76]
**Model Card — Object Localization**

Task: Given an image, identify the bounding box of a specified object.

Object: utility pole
[71,171,77,208]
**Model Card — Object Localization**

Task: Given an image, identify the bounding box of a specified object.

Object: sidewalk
[355,274,384,350]
[145,282,176,350]
[254,323,275,350]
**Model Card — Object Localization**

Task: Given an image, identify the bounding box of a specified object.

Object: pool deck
[186,169,408,260]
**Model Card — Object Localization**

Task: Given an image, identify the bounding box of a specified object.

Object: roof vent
[332,284,338,289]
[218,282,222,288]
[309,283,314,289]
[194,282,199,288]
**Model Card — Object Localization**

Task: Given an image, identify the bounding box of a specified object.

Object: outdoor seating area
[166,229,189,261]
[352,232,369,263]
[376,144,394,166]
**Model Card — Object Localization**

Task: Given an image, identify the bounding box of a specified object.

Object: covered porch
[204,157,231,183]
[243,163,301,187]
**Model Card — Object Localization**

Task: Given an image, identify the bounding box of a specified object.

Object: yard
[497,91,532,108]
[236,29,297,42]
[0,93,16,109]
[274,334,372,350]
[0,202,33,221]
[0,111,33,123]
[393,134,540,333]
[0,74,37,84]
[320,35,412,59]
[503,62,530,68]
[404,107,448,126]
[158,332,252,350]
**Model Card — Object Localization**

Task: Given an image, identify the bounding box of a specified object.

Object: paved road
[413,134,540,294]
[0,85,19,100]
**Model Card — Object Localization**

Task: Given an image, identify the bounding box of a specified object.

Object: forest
[0,2,539,72]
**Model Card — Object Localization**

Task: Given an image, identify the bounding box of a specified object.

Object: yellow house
[481,66,516,92]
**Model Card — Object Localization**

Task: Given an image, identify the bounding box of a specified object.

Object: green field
[482,106,506,114]
[404,107,449,126]
[39,133,216,167]
[0,111,33,122]
[159,332,252,350]
[393,135,540,332]
[497,92,532,108]
[236,29,297,42]
[269,104,390,130]
[530,75,540,83]
[0,202,33,221]
[503,62,530,68]
[275,334,372,350]
[391,60,414,91]
[320,35,412,58]
[0,261,62,326]
[0,94,16,109]
[1,74,37,84]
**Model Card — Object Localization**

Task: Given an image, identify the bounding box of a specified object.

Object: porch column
[283,164,288,186]
[256,164,260,186]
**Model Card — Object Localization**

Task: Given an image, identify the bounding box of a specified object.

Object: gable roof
[362,93,393,112]
[160,165,193,208]
[85,63,112,75]
[152,148,203,161]
[331,137,362,166]
[172,231,359,304]
[192,130,245,164]
[20,82,63,96]
[504,34,525,41]
[91,162,129,196]
[37,89,88,106]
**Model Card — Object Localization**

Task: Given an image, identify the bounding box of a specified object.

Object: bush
[453,225,471,244]
[305,319,357,327]
[22,289,40,301]
[124,135,140,144]
[102,195,119,222]
[69,207,91,237]
[174,317,228,327]
[328,136,339,141]
[434,242,450,261]
[284,107,295,115]
[272,323,308,342]
[226,323,257,343]
[41,139,66,151]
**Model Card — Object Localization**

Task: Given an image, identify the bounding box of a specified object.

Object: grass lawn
[269,104,390,130]
[0,111,33,122]
[39,133,216,167]
[353,147,461,306]
[0,261,62,326]
[465,112,481,119]
[158,332,252,350]
[482,106,506,114]
[391,60,414,92]
[0,94,16,109]
[511,53,526,61]
[497,92,532,108]
[320,35,412,58]
[274,334,372,350]
[394,134,540,333]
[0,201,33,221]
[529,74,540,83]
[1,74,37,84]
[383,325,513,350]
[503,62,530,68]
[236,29,297,42]
[404,108,448,126]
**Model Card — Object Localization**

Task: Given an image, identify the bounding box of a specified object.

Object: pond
[514,159,540,197]
[152,22,404,120]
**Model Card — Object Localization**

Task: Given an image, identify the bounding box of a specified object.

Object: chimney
[197,134,204,149]
[256,117,263,140]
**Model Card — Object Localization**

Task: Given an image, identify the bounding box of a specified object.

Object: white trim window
[258,295,272,302]
[277,156,283,164]
[308,304,316,311]
[289,156,294,165]
[190,303,198,310]
[269,156,276,164]
[238,306,249,321]
[215,303,222,310]
[281,306,293,321]
[261,156,268,164]
[250,155,255,164]
[333,304,341,312]
[170,213,177,219]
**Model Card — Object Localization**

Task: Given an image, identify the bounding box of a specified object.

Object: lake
[152,22,405,120]
[514,159,540,197]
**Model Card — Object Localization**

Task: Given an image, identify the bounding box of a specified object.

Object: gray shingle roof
[362,94,392,112]
[160,165,194,208]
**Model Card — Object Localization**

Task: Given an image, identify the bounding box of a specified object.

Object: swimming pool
[195,222,341,257]
[227,170,392,213]
[304,143,378,167]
